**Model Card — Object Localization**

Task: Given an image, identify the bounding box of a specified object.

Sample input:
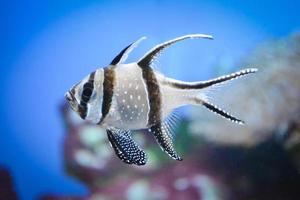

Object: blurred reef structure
[41,33,300,200]
[190,33,300,147]
[0,167,18,200]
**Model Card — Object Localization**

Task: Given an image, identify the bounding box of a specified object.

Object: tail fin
[194,98,244,125]
[170,68,257,89]
[186,68,257,124]
[165,68,257,124]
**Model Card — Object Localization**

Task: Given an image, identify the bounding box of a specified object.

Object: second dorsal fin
[110,37,146,65]
[137,34,213,68]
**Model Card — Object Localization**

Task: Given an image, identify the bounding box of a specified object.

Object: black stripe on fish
[79,71,96,119]
[169,68,257,90]
[98,67,115,124]
[139,65,161,127]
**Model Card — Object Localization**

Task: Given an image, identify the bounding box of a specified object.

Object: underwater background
[1,0,300,199]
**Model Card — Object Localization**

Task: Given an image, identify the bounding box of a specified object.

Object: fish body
[103,63,150,130]
[65,34,257,165]
[102,63,201,130]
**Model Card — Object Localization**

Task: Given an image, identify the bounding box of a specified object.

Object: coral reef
[0,167,18,200]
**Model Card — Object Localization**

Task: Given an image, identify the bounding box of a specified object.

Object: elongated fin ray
[106,128,147,165]
[195,98,244,124]
[149,119,182,161]
[138,34,213,68]
[164,111,181,139]
[171,68,257,89]
[110,37,146,65]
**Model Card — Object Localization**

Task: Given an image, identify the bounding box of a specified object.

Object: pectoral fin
[106,128,147,165]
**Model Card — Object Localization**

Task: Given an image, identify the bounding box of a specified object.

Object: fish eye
[82,87,93,97]
[82,82,93,97]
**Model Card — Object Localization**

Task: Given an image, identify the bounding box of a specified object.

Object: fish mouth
[65,91,87,119]
[65,91,74,102]
[65,91,78,111]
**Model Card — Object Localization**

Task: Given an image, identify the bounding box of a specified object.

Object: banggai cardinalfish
[65,34,257,165]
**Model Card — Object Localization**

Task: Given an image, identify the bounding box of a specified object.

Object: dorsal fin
[110,36,146,65]
[137,34,213,68]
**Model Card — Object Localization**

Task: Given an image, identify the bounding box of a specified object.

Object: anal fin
[107,128,147,165]
[149,118,182,161]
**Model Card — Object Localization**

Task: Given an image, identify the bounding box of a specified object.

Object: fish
[65,34,257,165]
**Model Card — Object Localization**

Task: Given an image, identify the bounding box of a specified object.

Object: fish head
[65,70,104,123]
